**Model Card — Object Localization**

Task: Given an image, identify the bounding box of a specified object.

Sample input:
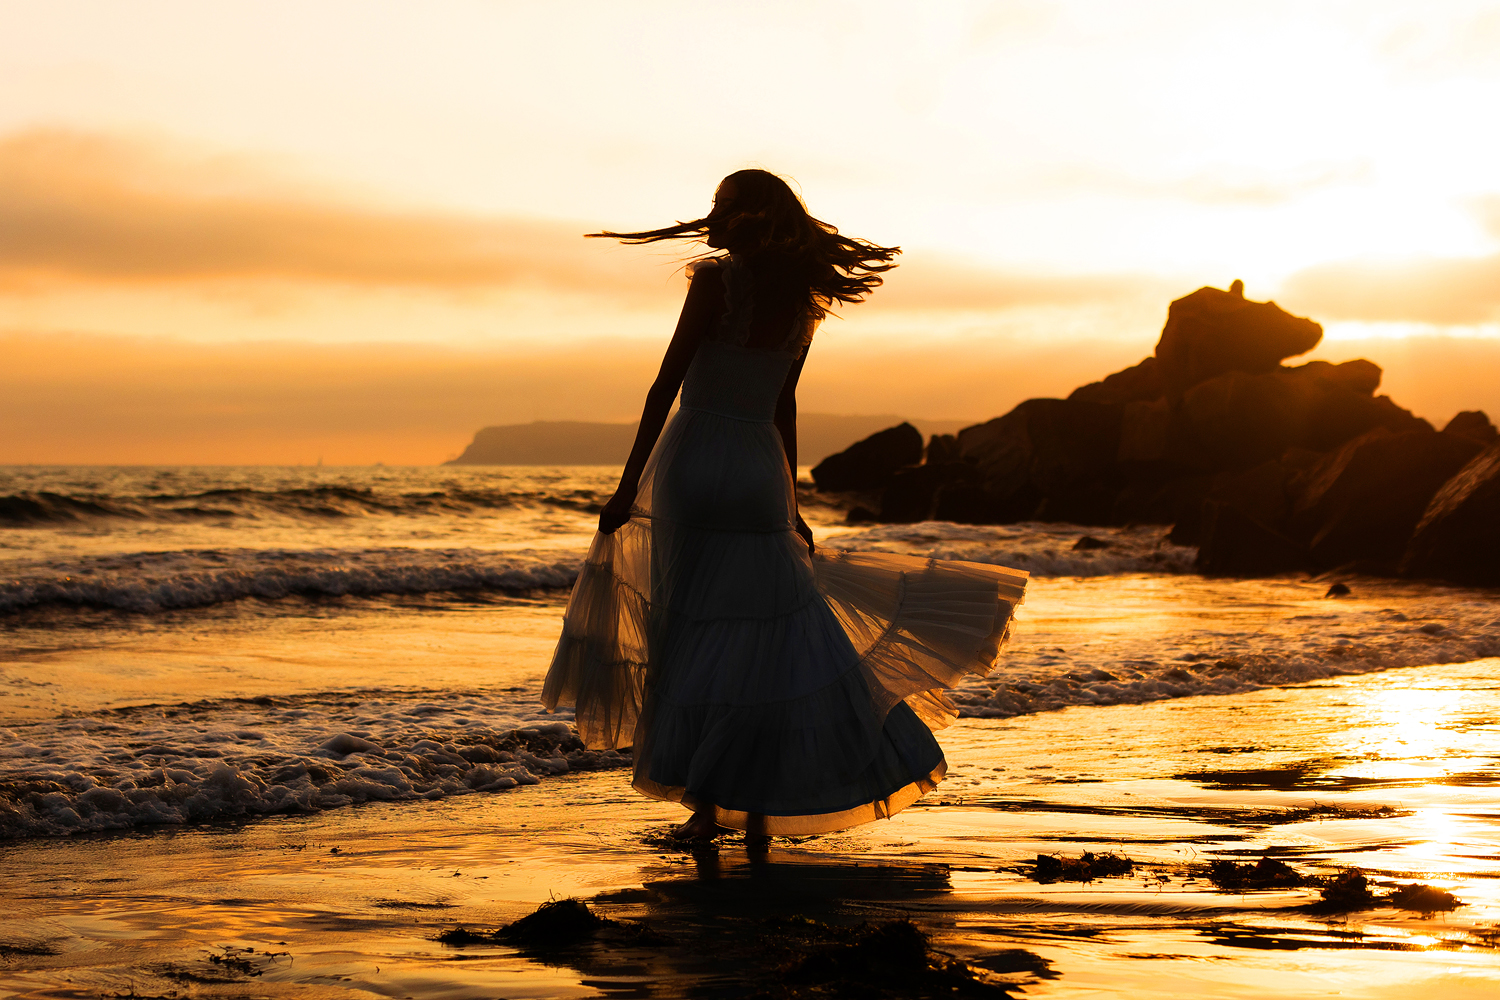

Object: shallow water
[1,464,1497,994]
[1,660,1495,997]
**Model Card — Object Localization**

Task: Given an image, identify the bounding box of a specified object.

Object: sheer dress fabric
[541,255,1027,835]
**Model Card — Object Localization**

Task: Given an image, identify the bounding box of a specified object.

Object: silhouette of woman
[542,170,1027,839]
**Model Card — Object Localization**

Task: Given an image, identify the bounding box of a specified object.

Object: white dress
[542,255,1027,835]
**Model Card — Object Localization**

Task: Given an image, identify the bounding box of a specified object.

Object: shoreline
[4,660,1496,998]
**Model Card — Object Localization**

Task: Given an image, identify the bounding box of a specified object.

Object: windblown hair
[587,169,900,321]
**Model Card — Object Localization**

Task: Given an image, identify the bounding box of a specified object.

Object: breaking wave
[0,690,625,839]
[0,484,607,526]
[1,547,581,614]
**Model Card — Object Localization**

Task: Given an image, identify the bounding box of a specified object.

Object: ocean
[4,464,1497,841]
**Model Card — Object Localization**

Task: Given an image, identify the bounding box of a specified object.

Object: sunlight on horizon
[3,1,1500,462]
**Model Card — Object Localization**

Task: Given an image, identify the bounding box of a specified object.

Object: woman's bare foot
[671,811,729,840]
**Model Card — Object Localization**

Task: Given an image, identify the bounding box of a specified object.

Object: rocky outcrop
[1290,428,1481,571]
[810,422,924,492]
[1155,282,1323,402]
[810,281,1497,587]
[1069,356,1163,405]
[1401,443,1500,585]
[1443,411,1499,447]
[954,399,1124,525]
[1175,361,1428,471]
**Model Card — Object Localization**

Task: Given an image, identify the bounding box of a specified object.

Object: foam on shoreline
[0,690,621,839]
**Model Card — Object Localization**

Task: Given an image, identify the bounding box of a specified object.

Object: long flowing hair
[587,169,900,321]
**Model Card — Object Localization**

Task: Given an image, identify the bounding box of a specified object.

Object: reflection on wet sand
[1,658,1497,998]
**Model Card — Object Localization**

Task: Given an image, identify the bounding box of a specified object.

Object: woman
[543,170,1027,839]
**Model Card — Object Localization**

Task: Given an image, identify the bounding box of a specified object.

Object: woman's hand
[598,485,637,535]
[795,513,815,554]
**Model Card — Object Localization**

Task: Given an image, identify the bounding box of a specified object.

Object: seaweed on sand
[1207,856,1309,891]
[438,898,667,950]
[1030,851,1134,883]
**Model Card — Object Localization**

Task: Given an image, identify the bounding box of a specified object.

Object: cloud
[0,129,655,295]
[1280,254,1500,324]
[0,128,1157,314]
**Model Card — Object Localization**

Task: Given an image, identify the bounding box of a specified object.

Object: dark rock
[1155,283,1323,401]
[1442,410,1499,447]
[930,482,1036,524]
[878,463,972,523]
[1402,442,1500,585]
[1196,500,1309,576]
[1113,474,1210,528]
[1289,358,1382,395]
[1069,356,1163,405]
[1117,398,1172,463]
[1292,428,1481,571]
[1072,535,1111,551]
[924,433,960,465]
[845,506,877,525]
[1176,364,1429,471]
[811,422,923,492]
[956,399,1123,523]
[1324,583,1351,598]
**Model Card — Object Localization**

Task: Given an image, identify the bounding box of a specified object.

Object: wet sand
[4,658,1497,998]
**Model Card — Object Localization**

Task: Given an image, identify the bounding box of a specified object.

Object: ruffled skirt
[541,407,1026,835]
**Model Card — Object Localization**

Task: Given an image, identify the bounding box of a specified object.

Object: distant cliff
[446,414,967,466]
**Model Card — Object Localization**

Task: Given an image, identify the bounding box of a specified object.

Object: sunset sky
[4,1,1500,464]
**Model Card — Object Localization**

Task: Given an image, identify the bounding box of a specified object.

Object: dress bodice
[677,256,815,423]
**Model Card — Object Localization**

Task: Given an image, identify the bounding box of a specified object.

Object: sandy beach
[4,654,1497,998]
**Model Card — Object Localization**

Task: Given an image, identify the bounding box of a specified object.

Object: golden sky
[3,1,1500,464]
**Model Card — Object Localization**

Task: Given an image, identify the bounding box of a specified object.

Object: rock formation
[1401,443,1500,586]
[812,281,1500,587]
[810,422,924,492]
[1154,282,1323,403]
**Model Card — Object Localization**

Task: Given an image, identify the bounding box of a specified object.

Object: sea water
[2,465,1497,839]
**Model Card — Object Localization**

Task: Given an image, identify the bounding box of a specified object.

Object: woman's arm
[597,267,724,533]
[774,346,814,552]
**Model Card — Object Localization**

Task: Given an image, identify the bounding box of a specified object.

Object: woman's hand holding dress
[598,485,637,534]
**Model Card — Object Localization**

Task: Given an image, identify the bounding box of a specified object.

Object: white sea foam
[825,521,1198,577]
[955,579,1500,717]
[0,690,622,839]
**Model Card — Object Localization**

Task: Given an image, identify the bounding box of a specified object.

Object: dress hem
[631,758,948,836]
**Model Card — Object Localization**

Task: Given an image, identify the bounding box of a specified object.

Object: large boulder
[1156,282,1323,401]
[1442,410,1499,447]
[1196,500,1308,576]
[1291,428,1482,571]
[811,422,923,492]
[878,463,974,523]
[1176,361,1428,471]
[955,398,1124,524]
[1401,443,1500,585]
[1069,356,1164,405]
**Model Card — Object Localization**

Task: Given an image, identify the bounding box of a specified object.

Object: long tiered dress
[542,255,1027,835]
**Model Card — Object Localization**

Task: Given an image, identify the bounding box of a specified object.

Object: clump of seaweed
[1030,851,1134,883]
[500,898,606,946]
[438,898,668,950]
[1207,856,1309,891]
[1204,858,1466,914]
[1387,883,1462,914]
[1309,869,1379,912]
